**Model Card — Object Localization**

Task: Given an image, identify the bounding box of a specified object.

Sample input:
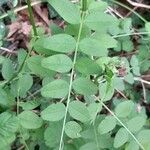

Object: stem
[82,0,87,12]
[58,12,85,150]
[100,101,145,150]
[27,0,38,37]
[110,0,147,23]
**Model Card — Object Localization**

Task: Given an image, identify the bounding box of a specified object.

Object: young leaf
[65,121,82,138]
[48,0,80,24]
[73,77,98,95]
[2,59,15,80]
[68,101,90,123]
[41,79,69,98]
[75,57,102,75]
[79,37,108,56]
[115,101,134,118]
[114,128,129,148]
[34,34,76,53]
[44,122,62,148]
[27,55,55,77]
[18,111,43,129]
[41,54,73,73]
[127,116,146,132]
[98,116,116,134]
[41,103,66,121]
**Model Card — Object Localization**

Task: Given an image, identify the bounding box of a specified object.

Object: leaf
[48,0,80,24]
[68,101,90,122]
[75,57,102,75]
[34,34,76,53]
[65,121,82,138]
[79,37,108,56]
[85,12,118,32]
[127,116,146,132]
[41,103,66,121]
[137,130,150,149]
[115,101,134,118]
[145,22,150,33]
[44,122,62,148]
[113,77,125,91]
[99,82,114,102]
[114,128,129,148]
[0,88,9,106]
[125,141,139,150]
[18,111,43,129]
[17,74,33,97]
[41,79,69,98]
[41,54,73,73]
[27,55,55,77]
[73,77,98,95]
[2,59,15,80]
[79,142,97,150]
[98,116,116,134]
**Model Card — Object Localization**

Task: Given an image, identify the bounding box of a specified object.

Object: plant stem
[58,11,86,150]
[82,0,87,12]
[27,0,38,37]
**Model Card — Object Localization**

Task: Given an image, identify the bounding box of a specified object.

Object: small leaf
[125,141,139,150]
[145,22,150,33]
[79,38,108,56]
[115,101,134,118]
[98,116,116,134]
[34,34,76,53]
[18,111,43,129]
[41,79,69,98]
[48,0,80,24]
[65,121,82,138]
[41,103,66,121]
[68,101,90,122]
[75,57,102,75]
[114,128,129,148]
[127,116,146,132]
[73,77,98,95]
[2,59,15,80]
[42,54,73,73]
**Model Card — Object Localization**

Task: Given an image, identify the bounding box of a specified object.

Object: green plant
[0,0,150,150]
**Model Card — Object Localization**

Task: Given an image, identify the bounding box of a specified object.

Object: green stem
[58,12,86,150]
[110,0,147,23]
[27,0,38,37]
[82,0,87,12]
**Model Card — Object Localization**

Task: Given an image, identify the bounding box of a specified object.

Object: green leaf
[41,54,73,73]
[41,103,66,121]
[79,38,108,56]
[18,111,43,129]
[145,22,150,33]
[44,122,62,148]
[99,82,114,102]
[68,101,90,122]
[19,100,40,110]
[17,74,33,97]
[75,57,102,75]
[73,77,98,95]
[65,121,82,138]
[98,116,116,134]
[114,128,129,148]
[2,59,15,80]
[0,88,9,106]
[27,55,55,77]
[85,12,118,32]
[137,130,150,149]
[115,101,134,118]
[41,79,69,98]
[34,34,76,53]
[79,142,97,150]
[48,0,80,24]
[125,141,139,150]
[127,116,146,132]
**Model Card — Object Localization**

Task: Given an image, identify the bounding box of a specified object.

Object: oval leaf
[68,101,90,122]
[42,54,73,73]
[73,77,98,95]
[65,121,82,138]
[41,103,66,121]
[41,79,69,98]
[48,0,80,24]
[18,111,43,129]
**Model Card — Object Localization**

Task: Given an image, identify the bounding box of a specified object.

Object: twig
[134,77,150,85]
[127,0,150,9]
[0,47,17,54]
